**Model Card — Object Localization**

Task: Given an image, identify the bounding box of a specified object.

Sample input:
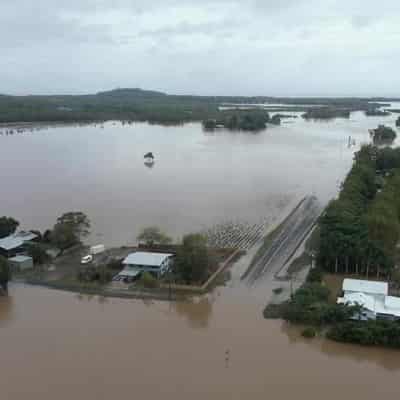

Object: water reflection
[281,322,400,371]
[0,294,14,327]
[172,295,214,328]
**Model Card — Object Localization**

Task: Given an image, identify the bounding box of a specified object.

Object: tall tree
[0,216,19,239]
[52,212,91,250]
[137,226,172,247]
[175,234,209,284]
[0,256,11,293]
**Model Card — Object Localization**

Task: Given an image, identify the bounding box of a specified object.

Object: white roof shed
[122,252,173,267]
[343,278,388,296]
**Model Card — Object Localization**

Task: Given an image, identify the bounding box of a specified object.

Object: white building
[338,278,400,321]
[119,252,173,279]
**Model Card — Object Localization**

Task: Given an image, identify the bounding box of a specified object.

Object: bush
[263,303,288,319]
[327,320,400,347]
[273,287,283,295]
[306,267,323,283]
[302,327,317,338]
[107,258,123,270]
[140,272,159,289]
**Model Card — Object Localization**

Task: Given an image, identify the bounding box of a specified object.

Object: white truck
[90,244,105,255]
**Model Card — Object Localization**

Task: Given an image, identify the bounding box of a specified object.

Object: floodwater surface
[0,284,399,400]
[1,108,398,246]
[1,109,400,398]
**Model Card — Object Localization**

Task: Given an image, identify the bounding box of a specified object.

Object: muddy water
[1,109,400,398]
[0,284,399,400]
[2,108,398,247]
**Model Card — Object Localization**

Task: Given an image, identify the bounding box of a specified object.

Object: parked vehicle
[81,255,93,264]
[90,244,105,255]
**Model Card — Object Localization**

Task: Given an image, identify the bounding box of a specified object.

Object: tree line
[318,144,400,279]
[202,110,281,132]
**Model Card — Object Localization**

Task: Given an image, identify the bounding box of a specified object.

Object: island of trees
[365,109,391,116]
[202,110,280,132]
[370,125,397,145]
[302,107,350,120]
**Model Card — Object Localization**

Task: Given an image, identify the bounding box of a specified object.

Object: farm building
[120,252,173,278]
[337,278,400,321]
[9,255,34,271]
[0,231,38,258]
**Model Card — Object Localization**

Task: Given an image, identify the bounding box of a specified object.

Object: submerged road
[242,196,321,286]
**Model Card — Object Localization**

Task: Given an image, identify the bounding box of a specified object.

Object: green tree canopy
[0,256,11,293]
[0,216,19,239]
[27,243,50,265]
[137,226,172,247]
[175,234,209,284]
[52,211,91,250]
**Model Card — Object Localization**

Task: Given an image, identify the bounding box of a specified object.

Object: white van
[90,244,105,255]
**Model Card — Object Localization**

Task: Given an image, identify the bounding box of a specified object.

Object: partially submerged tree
[0,216,19,239]
[27,243,50,265]
[175,234,209,284]
[137,226,172,247]
[0,256,11,293]
[52,211,91,250]
[371,125,397,145]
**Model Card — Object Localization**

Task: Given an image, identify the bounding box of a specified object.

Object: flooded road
[0,284,400,400]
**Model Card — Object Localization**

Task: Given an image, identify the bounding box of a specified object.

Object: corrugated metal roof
[343,278,388,296]
[15,231,38,241]
[0,231,38,251]
[122,252,173,267]
[0,236,24,251]
[384,296,400,310]
[338,292,376,312]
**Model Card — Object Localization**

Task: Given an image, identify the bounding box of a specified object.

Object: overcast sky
[1,0,399,96]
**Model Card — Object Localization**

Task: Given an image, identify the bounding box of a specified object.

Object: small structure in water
[144,152,155,167]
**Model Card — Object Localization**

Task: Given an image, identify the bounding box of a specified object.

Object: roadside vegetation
[318,145,400,279]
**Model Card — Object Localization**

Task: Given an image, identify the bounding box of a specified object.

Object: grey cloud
[0,0,399,96]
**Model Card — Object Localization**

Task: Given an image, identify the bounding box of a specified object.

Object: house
[120,252,173,279]
[9,255,34,271]
[0,231,38,258]
[337,278,400,321]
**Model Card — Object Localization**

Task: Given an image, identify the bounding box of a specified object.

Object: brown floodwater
[1,108,400,399]
[0,284,400,400]
[2,108,398,247]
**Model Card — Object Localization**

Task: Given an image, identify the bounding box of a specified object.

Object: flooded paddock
[1,108,400,399]
[2,107,399,247]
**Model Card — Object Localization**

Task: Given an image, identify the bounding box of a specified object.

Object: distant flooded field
[2,108,398,247]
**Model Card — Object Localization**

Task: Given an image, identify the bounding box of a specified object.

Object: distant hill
[96,88,167,98]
